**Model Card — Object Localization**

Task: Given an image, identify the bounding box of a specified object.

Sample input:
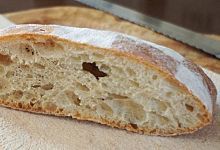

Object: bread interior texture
[0,37,207,135]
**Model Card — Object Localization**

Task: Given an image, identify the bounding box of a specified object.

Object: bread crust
[0,25,217,136]
[0,99,209,136]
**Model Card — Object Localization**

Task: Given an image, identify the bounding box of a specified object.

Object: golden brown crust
[0,99,210,136]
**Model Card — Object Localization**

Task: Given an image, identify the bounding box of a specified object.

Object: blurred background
[0,0,220,34]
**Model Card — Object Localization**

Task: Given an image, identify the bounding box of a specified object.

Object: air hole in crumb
[35,39,64,58]
[98,102,113,115]
[34,63,45,69]
[203,113,208,118]
[149,129,156,133]
[21,44,34,55]
[0,65,4,75]
[43,102,57,112]
[86,105,96,111]
[101,83,107,88]
[27,74,33,78]
[85,105,92,109]
[0,78,10,92]
[18,102,22,108]
[152,75,158,80]
[185,104,194,112]
[65,90,81,106]
[0,54,13,66]
[41,83,54,90]
[20,64,30,70]
[130,123,138,129]
[30,101,34,107]
[74,98,81,106]
[108,93,128,99]
[130,80,139,87]
[31,85,41,88]
[59,108,64,112]
[75,82,89,92]
[166,92,172,97]
[12,90,23,99]
[26,47,30,52]
[31,98,37,102]
[127,68,136,76]
[6,71,15,78]
[82,62,107,80]
[52,60,59,65]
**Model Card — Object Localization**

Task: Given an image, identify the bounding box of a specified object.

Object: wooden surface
[3,7,220,74]
[0,0,220,34]
[0,6,219,150]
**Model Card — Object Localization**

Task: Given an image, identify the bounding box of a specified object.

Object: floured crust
[0,24,217,136]
[111,36,217,113]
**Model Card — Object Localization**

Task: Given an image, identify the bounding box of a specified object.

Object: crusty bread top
[0,24,217,114]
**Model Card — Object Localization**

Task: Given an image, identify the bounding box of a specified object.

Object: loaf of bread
[0,24,216,136]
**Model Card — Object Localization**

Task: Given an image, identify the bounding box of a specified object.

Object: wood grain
[4,6,220,73]
[0,6,219,150]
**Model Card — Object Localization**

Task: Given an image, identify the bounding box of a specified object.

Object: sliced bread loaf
[0,24,217,136]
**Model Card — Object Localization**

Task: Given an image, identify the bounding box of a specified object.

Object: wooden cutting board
[0,6,220,150]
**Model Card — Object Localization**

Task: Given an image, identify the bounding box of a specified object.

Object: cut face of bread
[0,25,216,136]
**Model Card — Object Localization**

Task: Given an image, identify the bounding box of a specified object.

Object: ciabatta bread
[0,24,216,136]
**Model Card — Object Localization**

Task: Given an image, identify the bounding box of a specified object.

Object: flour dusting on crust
[0,24,214,113]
